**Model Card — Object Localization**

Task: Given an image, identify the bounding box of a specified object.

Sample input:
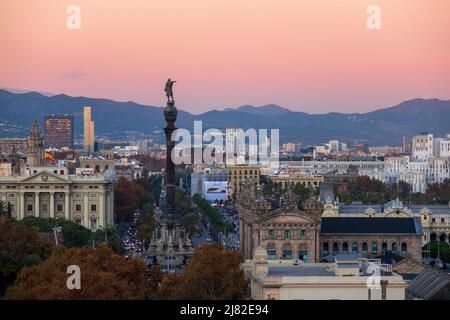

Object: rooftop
[320,217,421,234]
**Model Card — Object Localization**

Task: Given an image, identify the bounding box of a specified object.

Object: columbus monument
[145,79,193,270]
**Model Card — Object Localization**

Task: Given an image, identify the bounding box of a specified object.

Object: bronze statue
[164,78,176,103]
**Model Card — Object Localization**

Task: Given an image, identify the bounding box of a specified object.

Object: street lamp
[52,220,62,246]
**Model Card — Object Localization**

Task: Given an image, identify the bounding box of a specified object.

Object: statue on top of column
[164,78,176,103]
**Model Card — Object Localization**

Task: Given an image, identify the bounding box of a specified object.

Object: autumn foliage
[114,176,146,223]
[5,245,154,300]
[0,221,53,296]
[158,243,248,300]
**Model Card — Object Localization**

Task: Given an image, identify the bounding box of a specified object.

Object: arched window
[267,249,276,260]
[362,242,368,255]
[430,233,437,241]
[300,229,308,237]
[267,243,276,260]
[323,242,329,256]
[401,242,407,255]
[382,242,388,254]
[352,242,358,254]
[392,242,398,253]
[332,242,339,255]
[299,250,308,262]
[371,242,378,255]
[343,242,349,254]
[284,229,292,239]
[267,229,275,237]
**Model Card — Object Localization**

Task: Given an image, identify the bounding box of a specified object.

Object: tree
[293,182,310,204]
[182,213,200,236]
[114,177,146,223]
[0,221,53,297]
[158,243,248,300]
[93,226,124,254]
[19,217,92,248]
[5,245,155,300]
[193,193,231,237]
[423,241,450,263]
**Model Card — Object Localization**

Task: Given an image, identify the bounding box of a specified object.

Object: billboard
[203,181,228,201]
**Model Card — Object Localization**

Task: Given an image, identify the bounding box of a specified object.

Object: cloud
[61,68,88,79]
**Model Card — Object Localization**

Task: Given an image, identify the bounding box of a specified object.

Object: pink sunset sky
[0,0,449,114]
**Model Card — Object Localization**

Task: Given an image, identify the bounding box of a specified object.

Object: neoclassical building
[0,121,114,230]
[322,198,450,245]
[238,180,322,262]
[0,168,114,230]
[238,181,423,263]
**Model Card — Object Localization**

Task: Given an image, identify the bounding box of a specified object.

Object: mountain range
[1,88,449,146]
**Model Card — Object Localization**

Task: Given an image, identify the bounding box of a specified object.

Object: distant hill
[224,104,292,116]
[0,89,449,145]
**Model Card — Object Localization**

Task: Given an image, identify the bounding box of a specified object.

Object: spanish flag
[45,151,56,165]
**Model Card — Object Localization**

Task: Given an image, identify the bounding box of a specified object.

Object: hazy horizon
[1,0,449,114]
[3,85,450,116]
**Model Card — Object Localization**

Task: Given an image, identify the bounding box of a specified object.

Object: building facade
[227,164,260,196]
[0,138,27,155]
[322,198,450,246]
[244,249,407,300]
[83,106,95,154]
[44,114,74,149]
[268,173,324,189]
[0,168,114,230]
[238,183,423,263]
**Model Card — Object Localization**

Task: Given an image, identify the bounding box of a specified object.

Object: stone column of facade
[83,192,89,228]
[34,192,40,218]
[110,189,114,225]
[99,192,104,228]
[49,192,55,218]
[19,191,25,220]
[64,192,70,220]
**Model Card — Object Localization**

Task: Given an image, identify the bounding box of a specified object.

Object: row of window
[229,170,259,175]
[267,229,308,238]
[267,249,309,262]
[25,204,97,212]
[322,242,407,256]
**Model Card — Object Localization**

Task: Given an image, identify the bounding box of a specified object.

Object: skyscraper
[44,114,74,149]
[83,106,94,154]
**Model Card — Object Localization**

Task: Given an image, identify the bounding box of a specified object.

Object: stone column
[83,192,89,228]
[35,192,40,218]
[110,188,114,225]
[99,192,104,228]
[49,192,55,218]
[65,192,70,220]
[19,192,25,220]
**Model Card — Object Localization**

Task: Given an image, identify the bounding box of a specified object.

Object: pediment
[19,171,70,184]
[258,210,317,224]
[384,211,410,218]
